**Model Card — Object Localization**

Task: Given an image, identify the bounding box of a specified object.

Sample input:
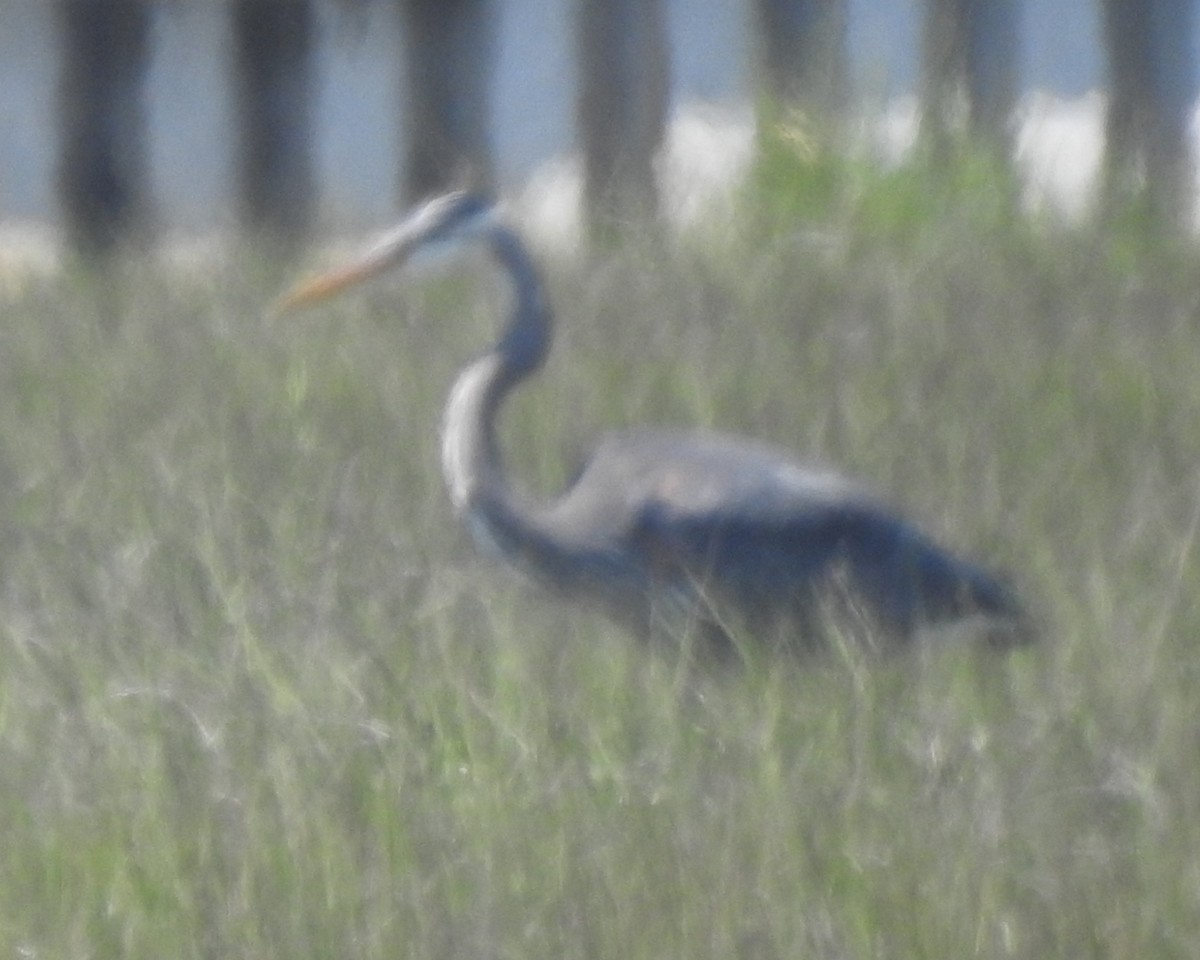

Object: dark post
[56,0,153,255]
[921,0,1020,157]
[232,0,317,244]
[577,0,670,236]
[965,0,1019,147]
[398,0,497,204]
[751,0,848,119]
[1101,0,1196,227]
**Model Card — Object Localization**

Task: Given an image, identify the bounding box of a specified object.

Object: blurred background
[0,0,1192,252]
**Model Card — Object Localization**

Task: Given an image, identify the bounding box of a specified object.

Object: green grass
[1,162,1199,958]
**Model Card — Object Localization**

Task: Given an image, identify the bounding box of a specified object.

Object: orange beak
[272,224,420,313]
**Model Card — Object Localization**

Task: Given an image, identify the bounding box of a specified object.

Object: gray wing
[540,427,877,549]
[539,428,1021,635]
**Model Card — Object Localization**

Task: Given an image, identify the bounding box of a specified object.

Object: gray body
[464,423,1024,651]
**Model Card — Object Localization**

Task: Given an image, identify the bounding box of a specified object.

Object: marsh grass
[1,158,1198,958]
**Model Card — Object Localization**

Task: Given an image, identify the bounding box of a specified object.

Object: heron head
[275,192,500,311]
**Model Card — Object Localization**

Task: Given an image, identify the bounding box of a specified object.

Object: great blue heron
[279,192,1030,655]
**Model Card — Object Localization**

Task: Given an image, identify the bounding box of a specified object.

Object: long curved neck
[440,228,553,555]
